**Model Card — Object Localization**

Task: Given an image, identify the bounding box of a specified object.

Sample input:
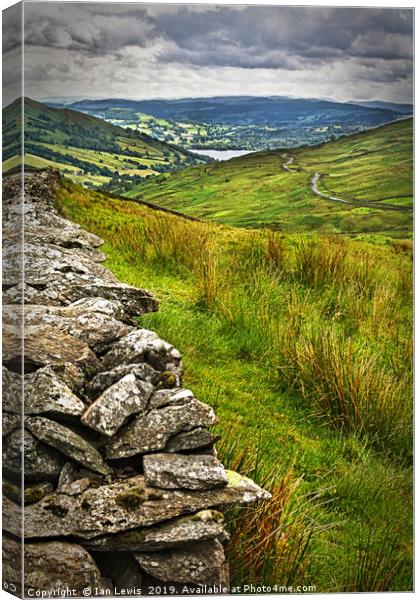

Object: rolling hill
[117,118,413,238]
[51,96,408,151]
[2,98,208,188]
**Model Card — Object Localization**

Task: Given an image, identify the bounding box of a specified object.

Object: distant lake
[190,149,253,161]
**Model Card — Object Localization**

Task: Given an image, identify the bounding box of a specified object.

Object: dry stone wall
[2,170,270,597]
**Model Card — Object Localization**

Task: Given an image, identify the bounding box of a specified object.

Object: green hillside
[56,178,412,591]
[122,119,413,237]
[2,98,207,188]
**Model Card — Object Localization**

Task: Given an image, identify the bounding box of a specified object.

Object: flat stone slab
[135,539,226,585]
[3,242,118,287]
[3,324,99,373]
[143,454,228,491]
[81,373,154,437]
[26,416,111,476]
[3,223,104,251]
[61,282,158,319]
[24,306,133,353]
[3,537,102,596]
[107,398,217,459]
[85,510,225,552]
[3,364,86,417]
[5,472,270,539]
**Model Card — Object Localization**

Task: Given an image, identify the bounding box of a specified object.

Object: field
[122,119,413,237]
[56,179,413,592]
[2,98,207,188]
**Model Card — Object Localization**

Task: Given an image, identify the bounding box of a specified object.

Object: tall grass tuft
[217,433,315,587]
[338,525,406,592]
[280,320,412,458]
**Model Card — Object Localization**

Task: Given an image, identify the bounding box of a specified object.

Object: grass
[123,119,413,236]
[56,179,413,592]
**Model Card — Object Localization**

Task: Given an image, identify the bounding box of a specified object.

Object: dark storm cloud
[13,2,413,104]
[24,4,156,54]
[150,6,413,69]
[23,4,413,68]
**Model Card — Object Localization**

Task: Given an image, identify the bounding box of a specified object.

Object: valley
[115,118,413,238]
[50,96,410,152]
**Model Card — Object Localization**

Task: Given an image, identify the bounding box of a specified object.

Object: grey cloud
[152,6,413,67]
[18,2,413,104]
[23,4,413,66]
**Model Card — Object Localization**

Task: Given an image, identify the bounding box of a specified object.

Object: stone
[3,241,118,287]
[24,306,133,353]
[81,374,154,437]
[57,462,103,495]
[147,388,195,410]
[2,283,58,307]
[3,537,102,596]
[67,297,127,321]
[135,539,226,585]
[165,428,219,453]
[3,413,20,436]
[3,324,99,374]
[48,362,86,395]
[107,398,217,459]
[3,364,86,415]
[102,329,181,376]
[89,363,160,396]
[143,454,228,491]
[8,472,270,539]
[85,510,225,552]
[59,282,158,319]
[2,366,21,413]
[24,367,85,417]
[3,224,104,251]
[2,535,23,596]
[25,417,111,476]
[3,429,64,482]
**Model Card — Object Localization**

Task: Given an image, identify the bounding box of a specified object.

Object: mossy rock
[115,487,145,510]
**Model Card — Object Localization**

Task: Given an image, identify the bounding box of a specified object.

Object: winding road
[281,154,412,213]
[282,156,295,173]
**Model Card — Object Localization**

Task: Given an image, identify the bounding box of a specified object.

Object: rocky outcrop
[2,170,270,596]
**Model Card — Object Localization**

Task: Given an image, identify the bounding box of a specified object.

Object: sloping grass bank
[57,180,413,592]
[122,118,413,236]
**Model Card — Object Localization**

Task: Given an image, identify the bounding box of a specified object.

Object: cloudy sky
[3,2,414,105]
